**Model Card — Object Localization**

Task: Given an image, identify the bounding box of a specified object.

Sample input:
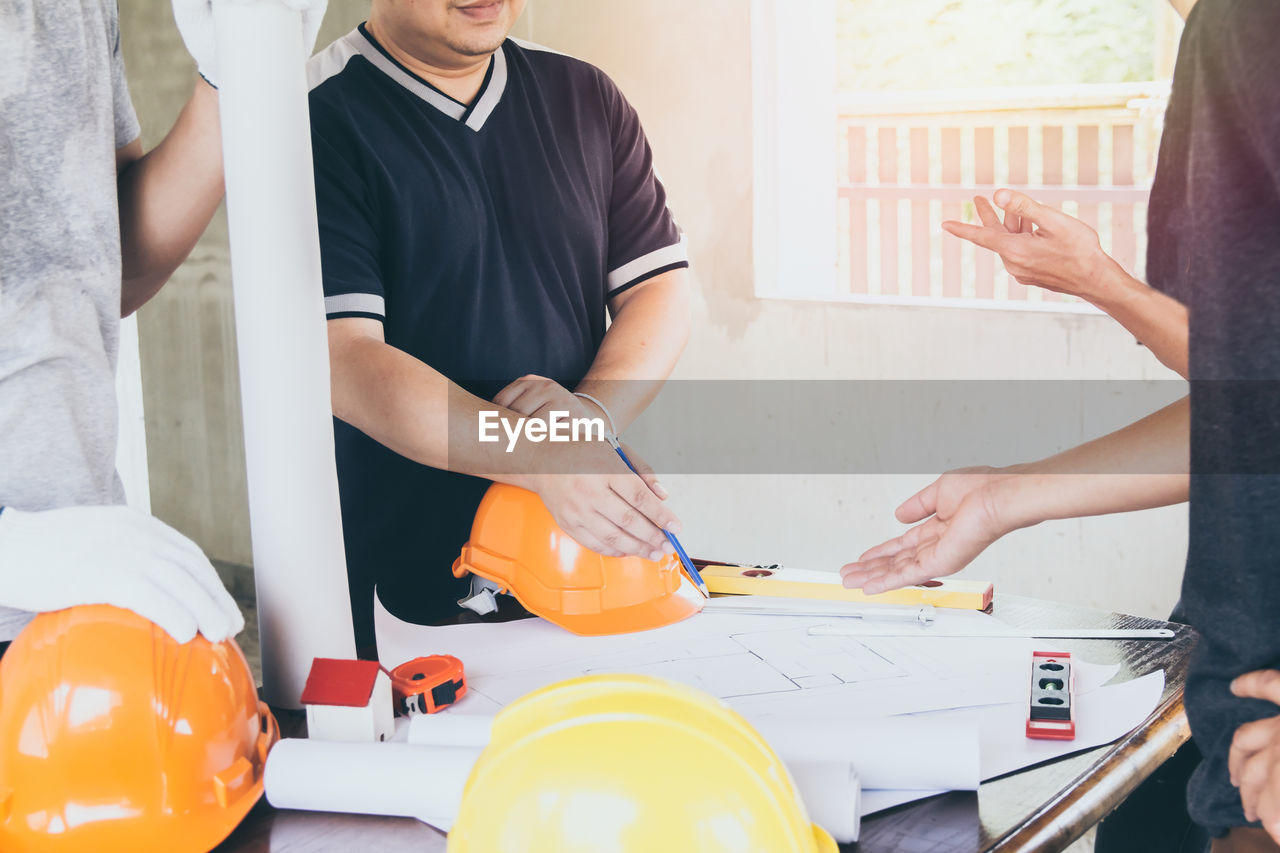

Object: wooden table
[216,594,1196,853]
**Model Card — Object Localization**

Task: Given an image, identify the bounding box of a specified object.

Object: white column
[213,0,355,707]
[114,314,151,513]
[750,0,839,299]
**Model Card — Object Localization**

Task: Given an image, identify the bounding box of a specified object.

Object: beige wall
[121,1,1187,619]
[523,0,1188,619]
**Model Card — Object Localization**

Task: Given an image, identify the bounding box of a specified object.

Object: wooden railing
[837,83,1170,309]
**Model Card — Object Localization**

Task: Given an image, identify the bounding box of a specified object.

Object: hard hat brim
[525,583,704,636]
[812,823,839,852]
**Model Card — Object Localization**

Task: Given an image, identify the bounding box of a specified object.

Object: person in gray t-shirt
[0,0,325,644]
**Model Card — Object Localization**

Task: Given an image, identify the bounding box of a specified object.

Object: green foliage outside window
[838,0,1157,91]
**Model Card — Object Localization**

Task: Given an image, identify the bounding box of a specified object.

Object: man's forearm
[995,395,1190,531]
[331,334,512,475]
[119,78,225,317]
[575,269,691,432]
[329,330,572,484]
[329,320,683,557]
[1089,257,1189,378]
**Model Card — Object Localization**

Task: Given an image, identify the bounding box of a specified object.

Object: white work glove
[0,506,245,644]
[172,0,329,89]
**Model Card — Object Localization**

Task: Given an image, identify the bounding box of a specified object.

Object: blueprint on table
[374,593,1121,718]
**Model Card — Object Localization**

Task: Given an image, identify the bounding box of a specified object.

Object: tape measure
[389,655,467,716]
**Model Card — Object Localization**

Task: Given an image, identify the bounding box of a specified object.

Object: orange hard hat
[0,604,278,853]
[452,484,703,635]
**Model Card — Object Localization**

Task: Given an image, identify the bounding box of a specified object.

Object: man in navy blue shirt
[307,0,691,645]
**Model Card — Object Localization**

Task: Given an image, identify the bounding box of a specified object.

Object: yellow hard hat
[447,674,836,853]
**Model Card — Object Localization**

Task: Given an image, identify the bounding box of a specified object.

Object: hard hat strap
[458,575,504,616]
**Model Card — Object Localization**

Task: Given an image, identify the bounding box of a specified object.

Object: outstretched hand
[840,467,1016,594]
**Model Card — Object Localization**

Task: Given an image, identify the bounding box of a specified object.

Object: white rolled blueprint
[749,715,981,792]
[787,760,861,844]
[408,713,495,749]
[271,734,861,840]
[411,710,979,792]
[212,0,355,707]
[264,739,482,825]
[408,713,864,840]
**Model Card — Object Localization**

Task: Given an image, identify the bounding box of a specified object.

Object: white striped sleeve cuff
[325,293,386,318]
[606,236,690,294]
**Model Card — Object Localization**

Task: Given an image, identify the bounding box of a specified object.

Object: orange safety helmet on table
[452,484,703,635]
[0,604,277,853]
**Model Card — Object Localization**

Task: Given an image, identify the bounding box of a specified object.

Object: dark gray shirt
[1147,0,1280,835]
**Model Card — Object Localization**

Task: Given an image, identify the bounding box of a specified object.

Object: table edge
[988,688,1190,853]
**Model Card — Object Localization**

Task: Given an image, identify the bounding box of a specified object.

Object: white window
[753,0,1177,312]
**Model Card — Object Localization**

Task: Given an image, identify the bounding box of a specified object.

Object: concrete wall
[120,1,1187,619]
[119,2,370,567]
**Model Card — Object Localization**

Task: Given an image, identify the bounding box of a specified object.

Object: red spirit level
[1026,651,1076,741]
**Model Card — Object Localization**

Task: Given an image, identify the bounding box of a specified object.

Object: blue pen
[609,438,709,599]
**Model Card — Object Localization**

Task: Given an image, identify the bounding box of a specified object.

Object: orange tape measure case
[389,655,467,716]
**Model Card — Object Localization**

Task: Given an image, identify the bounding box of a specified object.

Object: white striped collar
[348,26,509,132]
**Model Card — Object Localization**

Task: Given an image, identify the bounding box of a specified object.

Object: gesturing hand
[942,189,1120,303]
[1230,670,1280,840]
[839,467,1015,594]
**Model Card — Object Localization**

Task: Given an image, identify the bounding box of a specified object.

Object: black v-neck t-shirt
[306,29,688,643]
